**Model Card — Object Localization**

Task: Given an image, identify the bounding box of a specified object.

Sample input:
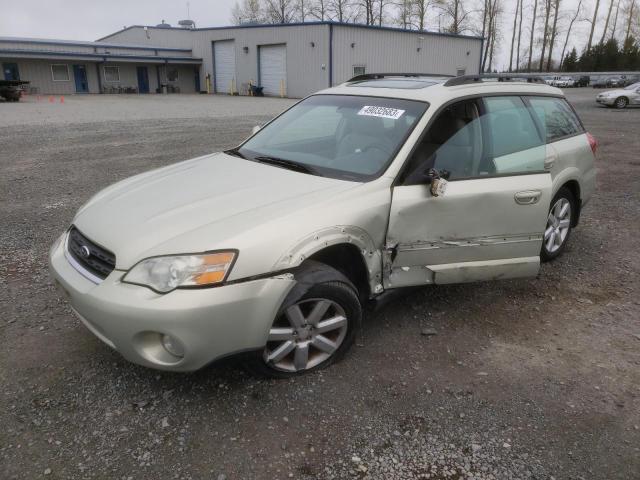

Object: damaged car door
[385,96,552,288]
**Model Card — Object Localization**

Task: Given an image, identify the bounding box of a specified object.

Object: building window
[103,66,120,82]
[167,67,179,82]
[352,65,366,77]
[456,68,466,76]
[51,64,70,82]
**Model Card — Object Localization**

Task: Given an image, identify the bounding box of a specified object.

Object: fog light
[161,334,185,358]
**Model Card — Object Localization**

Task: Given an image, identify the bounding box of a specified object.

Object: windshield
[237,94,428,181]
[625,82,640,90]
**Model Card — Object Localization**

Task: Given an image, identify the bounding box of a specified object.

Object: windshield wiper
[253,155,317,175]
[225,148,247,159]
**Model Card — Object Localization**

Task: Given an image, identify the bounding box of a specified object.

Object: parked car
[574,75,590,87]
[50,73,597,376]
[591,77,613,88]
[596,81,640,108]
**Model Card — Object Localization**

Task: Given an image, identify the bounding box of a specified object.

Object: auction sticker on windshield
[358,106,405,119]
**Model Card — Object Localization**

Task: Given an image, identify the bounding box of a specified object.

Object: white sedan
[596,82,640,109]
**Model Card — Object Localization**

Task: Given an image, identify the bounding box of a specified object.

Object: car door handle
[514,190,542,205]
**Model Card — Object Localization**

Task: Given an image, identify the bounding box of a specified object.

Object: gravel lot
[1,89,638,480]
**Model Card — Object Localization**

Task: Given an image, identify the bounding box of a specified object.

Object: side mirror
[423,168,450,197]
[251,125,261,135]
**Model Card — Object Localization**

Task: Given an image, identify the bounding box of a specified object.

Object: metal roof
[97,21,483,43]
[0,36,192,53]
[0,49,201,64]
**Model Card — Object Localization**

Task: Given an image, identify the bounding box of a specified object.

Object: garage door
[214,40,235,94]
[259,44,286,96]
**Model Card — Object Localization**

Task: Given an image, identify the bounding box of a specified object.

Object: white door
[214,40,236,94]
[259,44,286,96]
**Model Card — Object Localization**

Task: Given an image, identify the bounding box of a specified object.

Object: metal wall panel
[331,25,481,85]
[0,59,99,94]
[100,24,482,98]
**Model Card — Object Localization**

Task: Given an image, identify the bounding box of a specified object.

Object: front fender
[272,225,383,296]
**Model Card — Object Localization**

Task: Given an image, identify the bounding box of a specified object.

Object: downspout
[478,38,484,74]
[328,23,333,87]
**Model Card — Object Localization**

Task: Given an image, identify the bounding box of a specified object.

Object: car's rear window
[528,97,583,142]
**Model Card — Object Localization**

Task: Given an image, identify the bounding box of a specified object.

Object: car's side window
[401,96,546,184]
[481,96,545,175]
[401,99,483,183]
[527,96,583,142]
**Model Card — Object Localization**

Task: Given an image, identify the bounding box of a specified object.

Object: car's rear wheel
[252,261,361,377]
[541,187,575,262]
[614,97,628,109]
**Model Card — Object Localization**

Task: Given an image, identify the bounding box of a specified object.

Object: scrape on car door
[384,96,552,288]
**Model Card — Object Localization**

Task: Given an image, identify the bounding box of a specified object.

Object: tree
[528,0,539,71]
[559,0,583,68]
[562,46,578,70]
[587,0,602,50]
[295,0,314,21]
[508,0,521,71]
[516,0,524,70]
[441,0,472,34]
[600,0,616,44]
[263,0,297,23]
[230,0,264,24]
[395,0,414,28]
[411,0,436,30]
[329,0,354,22]
[610,0,622,40]
[539,0,553,71]
[545,0,561,71]
[624,0,636,43]
[310,0,331,19]
[621,35,640,69]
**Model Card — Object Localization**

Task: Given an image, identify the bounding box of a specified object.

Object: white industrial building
[1,22,482,98]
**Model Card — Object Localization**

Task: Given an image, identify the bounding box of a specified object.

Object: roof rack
[348,72,454,82]
[443,74,547,87]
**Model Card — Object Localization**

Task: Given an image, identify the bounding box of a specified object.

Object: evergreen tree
[563,47,578,71]
[621,36,640,70]
[602,38,620,70]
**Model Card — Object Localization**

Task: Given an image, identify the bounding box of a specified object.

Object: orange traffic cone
[49,96,54,103]
[60,96,64,103]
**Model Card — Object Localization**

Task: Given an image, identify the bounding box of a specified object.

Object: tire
[541,187,576,262]
[249,261,362,378]
[614,97,628,109]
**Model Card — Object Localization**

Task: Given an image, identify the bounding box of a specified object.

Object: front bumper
[49,234,295,371]
[596,96,615,106]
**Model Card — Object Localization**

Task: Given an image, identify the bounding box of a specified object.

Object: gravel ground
[1,89,639,480]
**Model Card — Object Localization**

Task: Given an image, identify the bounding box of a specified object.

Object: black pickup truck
[0,80,29,101]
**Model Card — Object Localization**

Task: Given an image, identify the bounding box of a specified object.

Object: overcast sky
[1,0,603,71]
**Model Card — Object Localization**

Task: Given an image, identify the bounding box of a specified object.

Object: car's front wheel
[541,187,575,262]
[253,261,361,377]
[614,97,629,109]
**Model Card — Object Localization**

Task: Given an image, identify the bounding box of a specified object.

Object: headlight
[122,251,237,293]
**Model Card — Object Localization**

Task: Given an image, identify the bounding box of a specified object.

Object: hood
[73,152,359,268]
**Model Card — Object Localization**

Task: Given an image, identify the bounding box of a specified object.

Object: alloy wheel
[615,97,628,108]
[264,298,348,372]
[544,198,572,254]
